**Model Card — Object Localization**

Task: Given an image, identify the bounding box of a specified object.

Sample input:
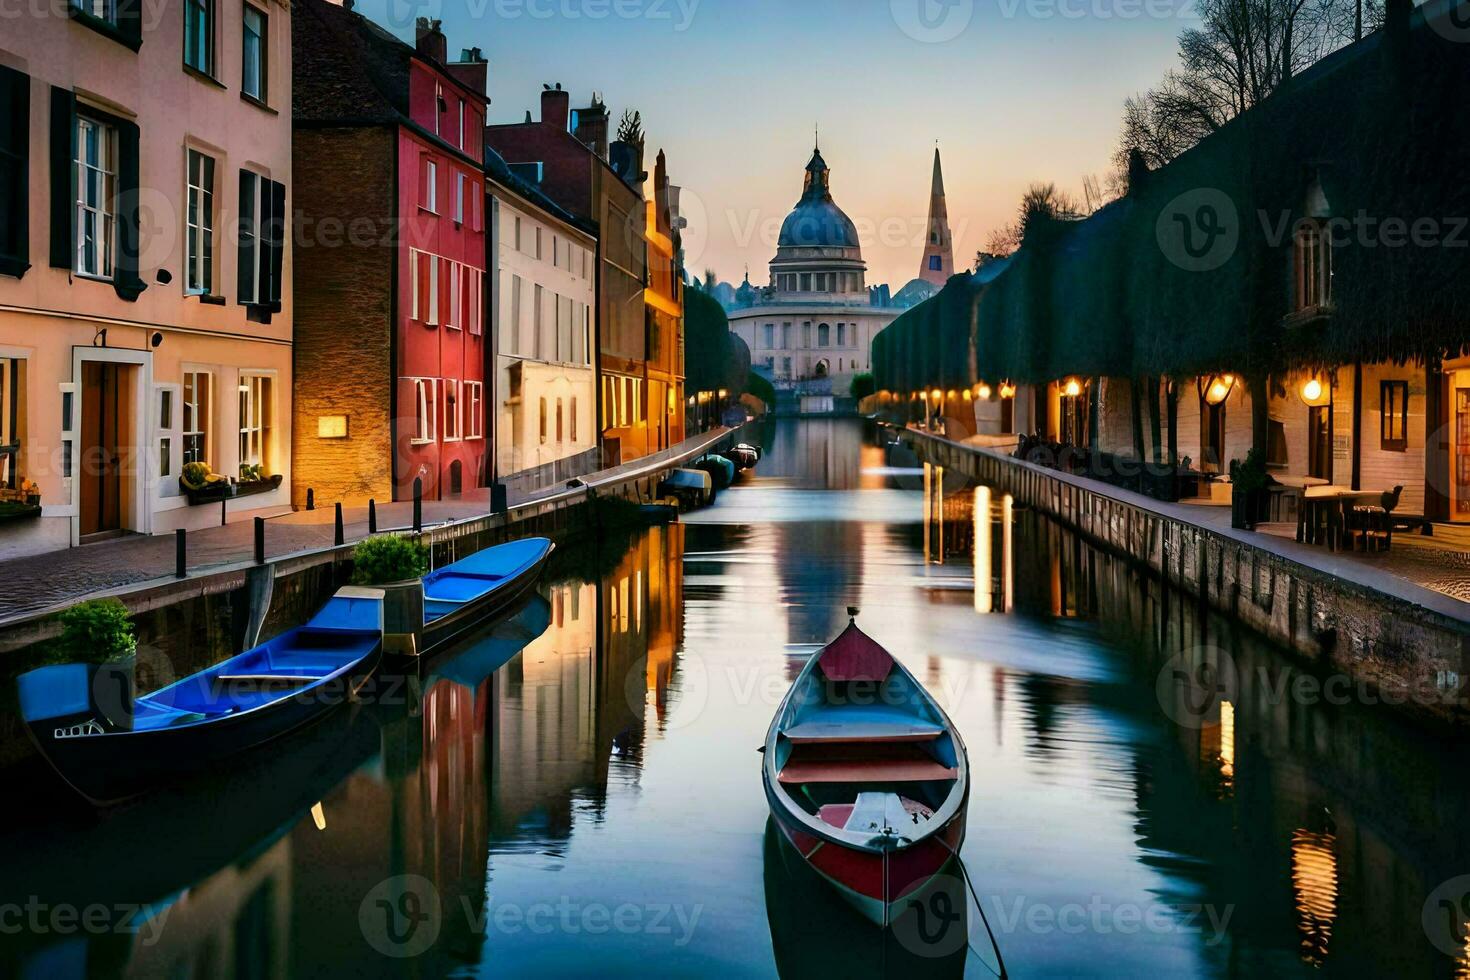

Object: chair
[1351,485,1403,553]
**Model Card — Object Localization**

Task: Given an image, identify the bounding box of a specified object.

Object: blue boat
[16,587,385,806]
[417,537,556,658]
[430,593,552,690]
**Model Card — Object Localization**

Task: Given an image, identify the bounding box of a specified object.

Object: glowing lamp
[962,389,972,401]
[1301,378,1328,406]
[718,389,728,398]
[1062,378,1083,398]
[931,388,943,401]
[919,391,928,401]
[999,383,1016,400]
[978,384,993,400]
[1203,374,1236,406]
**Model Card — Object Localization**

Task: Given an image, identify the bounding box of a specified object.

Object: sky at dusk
[355,0,1199,288]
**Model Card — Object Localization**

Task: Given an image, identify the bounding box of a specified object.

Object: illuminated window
[238,374,272,470]
[1381,380,1409,452]
[182,371,211,464]
[539,397,548,444]
[1294,221,1331,310]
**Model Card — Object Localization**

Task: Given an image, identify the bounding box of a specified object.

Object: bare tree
[616,109,644,149]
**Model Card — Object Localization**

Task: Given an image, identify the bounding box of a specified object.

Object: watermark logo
[1157,188,1239,272]
[625,650,709,732]
[891,873,970,958]
[359,874,442,958]
[1427,0,1470,43]
[1423,875,1470,958]
[1155,645,1238,730]
[891,0,974,42]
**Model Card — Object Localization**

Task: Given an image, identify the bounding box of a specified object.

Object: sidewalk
[0,427,735,626]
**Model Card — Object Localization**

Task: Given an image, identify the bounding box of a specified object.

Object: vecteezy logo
[891,872,969,958]
[359,874,442,958]
[1423,876,1470,958]
[1156,188,1239,272]
[891,0,974,43]
[1427,0,1470,43]
[1155,646,1239,730]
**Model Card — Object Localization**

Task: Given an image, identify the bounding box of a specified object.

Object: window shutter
[266,179,285,310]
[237,169,254,302]
[112,118,145,301]
[115,0,143,47]
[0,67,30,278]
[48,87,75,270]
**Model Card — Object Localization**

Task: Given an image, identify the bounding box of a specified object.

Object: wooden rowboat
[417,537,555,658]
[762,608,969,927]
[17,587,385,806]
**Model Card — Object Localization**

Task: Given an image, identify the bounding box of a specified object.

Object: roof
[483,145,596,238]
[779,149,861,250]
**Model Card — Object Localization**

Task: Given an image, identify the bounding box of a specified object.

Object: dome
[777,149,861,250]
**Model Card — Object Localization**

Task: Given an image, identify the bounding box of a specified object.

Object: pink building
[0,0,293,557]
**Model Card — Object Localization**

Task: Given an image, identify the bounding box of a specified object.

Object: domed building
[725,144,948,412]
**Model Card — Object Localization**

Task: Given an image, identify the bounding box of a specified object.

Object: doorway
[1308,405,1333,482]
[79,361,137,540]
[1457,388,1470,516]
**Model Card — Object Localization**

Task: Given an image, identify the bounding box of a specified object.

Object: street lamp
[999,382,1016,400]
[1062,378,1083,399]
[1198,373,1236,406]
[977,384,993,401]
[1301,377,1330,406]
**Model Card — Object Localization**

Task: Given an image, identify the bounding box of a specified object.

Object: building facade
[726,146,899,412]
[918,148,955,287]
[292,8,488,505]
[0,0,293,558]
[488,157,599,495]
[644,150,686,454]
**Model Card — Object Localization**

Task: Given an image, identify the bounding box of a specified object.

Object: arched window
[539,398,548,444]
[817,323,830,347]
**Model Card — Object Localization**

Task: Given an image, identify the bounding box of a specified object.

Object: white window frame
[423,158,438,213]
[442,377,462,442]
[411,377,436,444]
[427,254,439,325]
[238,373,272,471]
[242,4,266,102]
[465,381,483,440]
[509,274,522,355]
[468,268,482,336]
[155,384,181,483]
[75,115,116,280]
[457,99,465,149]
[447,261,461,330]
[182,370,211,465]
[454,171,465,224]
[185,149,214,295]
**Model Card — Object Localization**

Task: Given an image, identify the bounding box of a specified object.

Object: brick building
[644,150,686,454]
[291,3,488,505]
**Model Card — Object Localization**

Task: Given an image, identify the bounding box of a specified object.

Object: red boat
[762,609,969,927]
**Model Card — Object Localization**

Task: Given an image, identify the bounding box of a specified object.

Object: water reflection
[5,418,1470,978]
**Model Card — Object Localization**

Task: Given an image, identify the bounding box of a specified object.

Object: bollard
[413,478,423,533]
[175,528,186,579]
[491,483,508,516]
[306,487,315,511]
[220,497,227,527]
[368,499,377,534]
[254,517,265,565]
[334,502,344,547]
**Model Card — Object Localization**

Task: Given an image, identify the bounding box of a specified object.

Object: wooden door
[79,362,122,537]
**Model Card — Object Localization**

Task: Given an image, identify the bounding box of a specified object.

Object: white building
[726,147,901,411]
[489,156,598,494]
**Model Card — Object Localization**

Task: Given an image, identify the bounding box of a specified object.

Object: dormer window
[1294,220,1331,312]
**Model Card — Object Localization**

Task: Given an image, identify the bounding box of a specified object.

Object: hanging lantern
[1199,373,1236,406]
[931,388,943,401]
[999,382,1017,400]
[977,384,993,400]
[1301,377,1330,406]
[962,389,972,402]
[1062,378,1083,398]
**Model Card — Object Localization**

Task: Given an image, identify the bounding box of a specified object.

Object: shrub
[59,598,137,663]
[1229,448,1269,494]
[351,535,429,585]
[850,372,877,401]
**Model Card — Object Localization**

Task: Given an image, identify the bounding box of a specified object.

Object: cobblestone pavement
[0,428,735,626]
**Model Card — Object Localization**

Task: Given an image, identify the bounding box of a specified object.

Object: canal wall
[903,429,1470,729]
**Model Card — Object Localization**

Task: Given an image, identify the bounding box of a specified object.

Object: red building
[292,4,488,504]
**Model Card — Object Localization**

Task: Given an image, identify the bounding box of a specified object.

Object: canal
[4,417,1468,978]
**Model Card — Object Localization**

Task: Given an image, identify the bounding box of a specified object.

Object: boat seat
[778,757,957,785]
[423,574,504,603]
[130,699,214,731]
[783,705,944,744]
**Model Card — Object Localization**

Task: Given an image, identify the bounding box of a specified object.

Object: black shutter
[115,0,142,48]
[112,119,145,301]
[0,66,30,278]
[266,179,285,310]
[48,87,75,270]
[237,169,255,303]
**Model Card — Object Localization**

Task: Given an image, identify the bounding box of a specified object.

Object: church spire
[919,146,954,286]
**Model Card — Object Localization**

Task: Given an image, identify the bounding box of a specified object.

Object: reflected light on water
[1291,828,1339,967]
[974,486,992,613]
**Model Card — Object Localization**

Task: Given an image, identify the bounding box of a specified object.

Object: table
[1298,486,1392,551]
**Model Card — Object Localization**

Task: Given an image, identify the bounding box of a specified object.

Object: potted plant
[351,535,430,657]
[236,462,284,498]
[1229,448,1271,530]
[57,598,138,730]
[21,479,40,507]
[181,461,234,504]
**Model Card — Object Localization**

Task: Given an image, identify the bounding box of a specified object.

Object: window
[238,374,271,471]
[447,262,460,329]
[1308,406,1332,481]
[183,371,210,464]
[75,115,116,279]
[457,99,465,149]
[467,267,482,336]
[799,273,811,291]
[237,170,284,307]
[817,323,830,347]
[426,255,439,324]
[837,323,846,346]
[782,357,792,376]
[802,322,812,348]
[454,171,464,224]
[1294,220,1331,311]
[556,398,564,442]
[1202,403,1226,473]
[242,5,266,102]
[514,216,522,251]
[157,388,174,478]
[535,227,543,260]
[539,397,548,444]
[442,379,461,441]
[83,0,118,23]
[465,382,483,439]
[929,255,943,271]
[533,284,544,359]
[185,0,214,75]
[0,357,25,490]
[412,378,436,443]
[433,82,443,135]
[1381,380,1409,452]
[782,323,792,349]
[422,158,437,213]
[470,183,482,232]
[508,274,522,354]
[185,149,215,295]
[570,397,577,442]
[762,324,774,349]
[0,66,28,277]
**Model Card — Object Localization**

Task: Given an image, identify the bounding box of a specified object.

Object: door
[1308,406,1333,482]
[79,362,123,538]
[1457,389,1470,516]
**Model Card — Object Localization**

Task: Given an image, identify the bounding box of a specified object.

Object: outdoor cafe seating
[1296,484,1404,553]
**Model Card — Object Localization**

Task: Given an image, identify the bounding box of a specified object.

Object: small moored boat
[762,608,969,927]
[417,537,556,658]
[17,587,386,805]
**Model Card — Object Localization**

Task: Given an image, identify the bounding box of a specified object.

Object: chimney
[609,140,646,189]
[414,17,447,64]
[573,96,610,159]
[447,46,488,101]
[1125,147,1150,196]
[541,83,570,131]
